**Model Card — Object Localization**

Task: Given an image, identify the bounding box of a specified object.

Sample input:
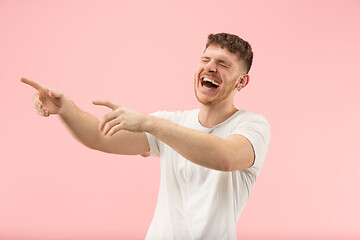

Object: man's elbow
[221,154,254,172]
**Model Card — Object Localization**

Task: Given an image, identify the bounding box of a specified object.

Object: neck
[198,100,238,128]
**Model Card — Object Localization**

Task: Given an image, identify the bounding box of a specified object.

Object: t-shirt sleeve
[232,114,271,171]
[145,132,160,157]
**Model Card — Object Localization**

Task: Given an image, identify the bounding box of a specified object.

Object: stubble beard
[194,75,238,106]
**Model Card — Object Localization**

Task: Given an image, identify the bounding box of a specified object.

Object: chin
[195,93,218,106]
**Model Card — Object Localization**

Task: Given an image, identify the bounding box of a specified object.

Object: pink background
[1,0,359,239]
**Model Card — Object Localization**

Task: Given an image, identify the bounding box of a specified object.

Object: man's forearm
[58,99,150,155]
[144,116,252,171]
[58,98,104,150]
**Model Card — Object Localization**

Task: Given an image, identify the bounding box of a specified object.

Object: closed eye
[201,57,210,62]
[218,60,230,68]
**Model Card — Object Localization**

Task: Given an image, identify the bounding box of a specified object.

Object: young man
[22,33,270,239]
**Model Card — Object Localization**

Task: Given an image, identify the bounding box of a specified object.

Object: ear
[236,74,250,91]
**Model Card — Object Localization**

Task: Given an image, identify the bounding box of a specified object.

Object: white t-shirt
[145,109,270,240]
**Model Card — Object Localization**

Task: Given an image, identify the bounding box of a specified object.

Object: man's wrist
[58,97,74,117]
[142,115,157,134]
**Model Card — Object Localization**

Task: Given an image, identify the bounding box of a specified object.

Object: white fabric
[145,109,270,240]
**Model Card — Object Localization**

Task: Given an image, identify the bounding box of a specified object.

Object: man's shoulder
[224,110,270,136]
[235,110,269,124]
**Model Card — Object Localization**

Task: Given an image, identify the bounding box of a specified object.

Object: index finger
[93,100,120,110]
[21,78,43,91]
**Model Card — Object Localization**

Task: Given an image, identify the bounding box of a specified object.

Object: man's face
[194,45,244,106]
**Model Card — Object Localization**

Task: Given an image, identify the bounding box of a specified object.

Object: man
[22,33,270,239]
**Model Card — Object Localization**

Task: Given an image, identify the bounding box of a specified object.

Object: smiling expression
[194,45,245,106]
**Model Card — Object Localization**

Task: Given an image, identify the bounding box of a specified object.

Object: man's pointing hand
[21,78,66,117]
[93,100,149,136]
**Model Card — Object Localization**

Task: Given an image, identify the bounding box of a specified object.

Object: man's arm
[95,101,255,171]
[144,116,255,171]
[59,99,149,155]
[21,78,149,155]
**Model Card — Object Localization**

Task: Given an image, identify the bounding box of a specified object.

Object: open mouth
[200,77,220,89]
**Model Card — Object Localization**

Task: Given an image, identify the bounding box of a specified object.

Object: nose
[204,60,217,73]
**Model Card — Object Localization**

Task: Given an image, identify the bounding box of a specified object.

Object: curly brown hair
[206,33,253,73]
